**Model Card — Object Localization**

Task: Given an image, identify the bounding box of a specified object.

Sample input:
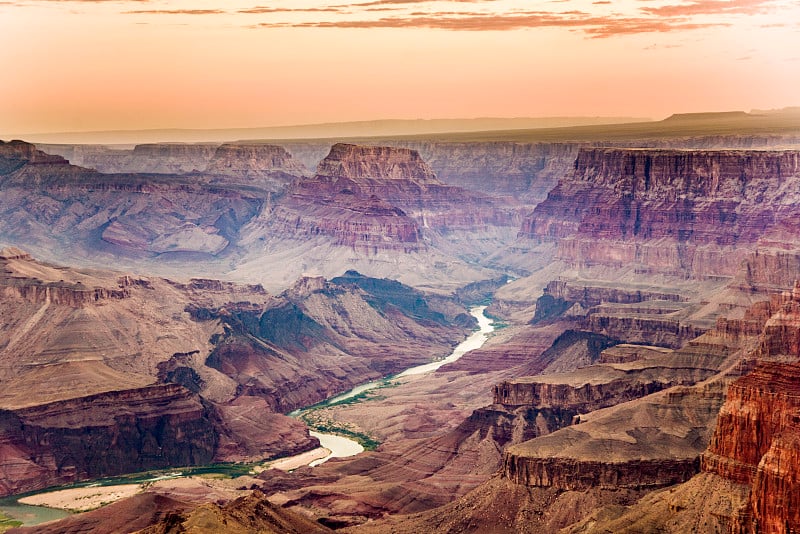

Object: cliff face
[702,363,800,533]
[502,383,726,491]
[0,384,216,497]
[315,143,439,186]
[521,148,800,277]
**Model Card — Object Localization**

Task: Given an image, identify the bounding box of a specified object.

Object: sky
[1,0,799,134]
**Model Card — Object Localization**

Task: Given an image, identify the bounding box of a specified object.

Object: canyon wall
[521,148,800,277]
[702,362,800,533]
[0,385,216,496]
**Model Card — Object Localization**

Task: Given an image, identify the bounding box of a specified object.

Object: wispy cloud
[251,10,729,37]
[125,9,225,15]
[639,0,780,17]
[239,6,344,14]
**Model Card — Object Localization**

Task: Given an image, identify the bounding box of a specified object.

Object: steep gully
[293,305,495,466]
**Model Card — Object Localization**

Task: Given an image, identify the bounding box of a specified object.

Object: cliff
[503,382,726,491]
[521,148,800,277]
[315,143,439,186]
[494,356,717,413]
[252,143,518,254]
[0,384,216,497]
[702,363,800,533]
[0,141,265,261]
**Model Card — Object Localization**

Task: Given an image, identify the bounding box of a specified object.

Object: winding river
[303,305,495,465]
[0,306,495,526]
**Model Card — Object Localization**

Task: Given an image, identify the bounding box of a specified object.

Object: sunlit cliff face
[1,0,798,135]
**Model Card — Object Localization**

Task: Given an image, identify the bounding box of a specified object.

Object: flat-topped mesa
[520,148,800,278]
[315,143,440,186]
[493,350,719,414]
[205,143,310,186]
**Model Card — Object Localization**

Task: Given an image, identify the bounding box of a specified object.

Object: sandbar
[18,484,142,512]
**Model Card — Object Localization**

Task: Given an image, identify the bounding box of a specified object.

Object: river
[1,306,495,526]
[304,305,495,465]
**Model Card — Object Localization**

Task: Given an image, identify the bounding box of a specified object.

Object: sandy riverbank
[18,484,142,512]
[262,447,330,471]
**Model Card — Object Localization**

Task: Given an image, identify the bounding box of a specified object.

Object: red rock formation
[702,364,800,526]
[521,148,800,277]
[493,363,715,413]
[504,456,700,491]
[0,141,264,260]
[315,143,439,186]
[749,415,800,534]
[544,279,686,308]
[257,143,518,254]
[502,382,726,492]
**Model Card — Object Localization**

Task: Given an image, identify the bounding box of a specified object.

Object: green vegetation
[297,383,391,451]
[0,512,22,532]
[303,416,381,451]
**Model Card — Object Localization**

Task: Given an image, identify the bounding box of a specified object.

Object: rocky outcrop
[701,363,800,532]
[253,143,519,254]
[521,148,800,277]
[494,361,715,413]
[543,279,686,308]
[0,255,130,306]
[204,143,310,191]
[315,143,439,186]
[268,191,424,253]
[503,382,727,491]
[0,141,265,261]
[0,384,216,497]
[749,415,800,534]
[504,456,700,491]
[582,314,706,349]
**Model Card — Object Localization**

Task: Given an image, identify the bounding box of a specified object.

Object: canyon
[1,113,800,532]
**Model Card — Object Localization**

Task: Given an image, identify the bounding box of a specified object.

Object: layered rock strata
[254,143,518,254]
[0,384,216,496]
[521,148,800,278]
[502,382,727,491]
[0,141,267,261]
[702,362,800,533]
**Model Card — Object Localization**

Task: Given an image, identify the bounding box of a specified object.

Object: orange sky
[1,0,799,134]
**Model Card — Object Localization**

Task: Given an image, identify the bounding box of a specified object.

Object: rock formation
[204,143,311,191]
[0,249,471,497]
[248,143,518,256]
[521,148,800,278]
